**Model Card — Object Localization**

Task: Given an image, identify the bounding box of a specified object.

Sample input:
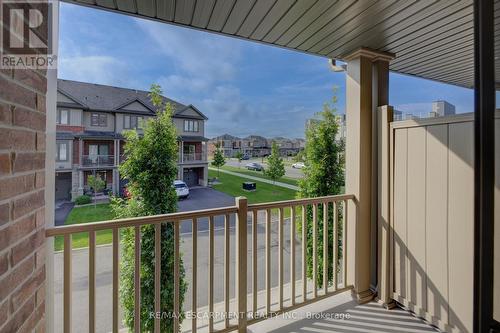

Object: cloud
[58,55,132,86]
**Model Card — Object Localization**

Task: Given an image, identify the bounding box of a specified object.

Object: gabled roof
[57,79,204,119]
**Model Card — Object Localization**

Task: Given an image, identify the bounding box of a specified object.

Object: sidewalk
[209,167,299,191]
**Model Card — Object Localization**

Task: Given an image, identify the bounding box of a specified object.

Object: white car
[174,180,189,199]
[292,162,305,169]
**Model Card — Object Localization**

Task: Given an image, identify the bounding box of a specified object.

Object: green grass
[218,165,300,186]
[209,169,297,204]
[55,203,114,251]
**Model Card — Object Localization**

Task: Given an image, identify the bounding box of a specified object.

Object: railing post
[235,197,248,333]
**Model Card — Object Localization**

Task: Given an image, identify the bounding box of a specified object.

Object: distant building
[431,100,456,117]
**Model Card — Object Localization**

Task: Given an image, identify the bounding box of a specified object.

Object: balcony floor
[248,291,440,333]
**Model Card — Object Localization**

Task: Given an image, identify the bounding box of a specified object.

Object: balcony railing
[45,194,355,333]
[182,152,206,162]
[81,154,115,167]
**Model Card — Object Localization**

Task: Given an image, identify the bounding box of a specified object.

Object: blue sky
[58,2,476,138]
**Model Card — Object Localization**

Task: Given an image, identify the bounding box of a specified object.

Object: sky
[58,2,477,139]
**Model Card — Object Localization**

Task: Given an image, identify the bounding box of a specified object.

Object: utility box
[242,182,256,191]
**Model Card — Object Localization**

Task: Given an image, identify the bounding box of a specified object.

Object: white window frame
[91,113,107,127]
[124,115,144,129]
[184,120,199,132]
[56,142,68,161]
[57,109,70,125]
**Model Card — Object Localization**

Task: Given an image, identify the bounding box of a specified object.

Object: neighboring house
[55,79,209,201]
[208,134,241,157]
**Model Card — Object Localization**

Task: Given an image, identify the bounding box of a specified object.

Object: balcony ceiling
[66,0,500,89]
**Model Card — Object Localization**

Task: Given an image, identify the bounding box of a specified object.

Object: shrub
[112,84,186,332]
[74,195,91,205]
[297,87,345,288]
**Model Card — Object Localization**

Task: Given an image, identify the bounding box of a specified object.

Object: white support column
[344,47,393,304]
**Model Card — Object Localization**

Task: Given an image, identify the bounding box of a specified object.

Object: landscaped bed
[54,203,114,251]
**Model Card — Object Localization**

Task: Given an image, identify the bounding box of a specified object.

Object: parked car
[246,162,264,171]
[292,162,305,169]
[242,154,250,160]
[174,180,189,199]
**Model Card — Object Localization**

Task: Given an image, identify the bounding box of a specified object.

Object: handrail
[248,193,355,210]
[45,205,238,236]
[47,194,356,333]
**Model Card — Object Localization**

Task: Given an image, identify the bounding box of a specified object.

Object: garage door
[55,172,72,201]
[183,168,198,187]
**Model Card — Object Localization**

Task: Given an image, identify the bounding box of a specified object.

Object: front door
[183,168,198,187]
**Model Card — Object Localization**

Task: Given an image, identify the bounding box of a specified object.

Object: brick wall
[0,67,47,332]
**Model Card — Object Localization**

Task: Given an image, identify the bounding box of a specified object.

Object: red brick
[0,294,35,333]
[13,70,47,94]
[11,266,45,312]
[34,244,45,268]
[0,76,37,110]
[10,229,45,266]
[35,318,45,333]
[0,299,8,328]
[18,300,45,333]
[35,208,44,228]
[0,255,34,302]
[0,103,12,125]
[12,190,44,220]
[0,129,36,151]
[0,214,36,252]
[0,203,9,227]
[36,94,46,113]
[0,174,35,201]
[0,252,8,277]
[36,132,45,151]
[12,152,45,173]
[35,283,44,306]
[0,153,10,176]
[13,107,46,131]
[35,171,45,189]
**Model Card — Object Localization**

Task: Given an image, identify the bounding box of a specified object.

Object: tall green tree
[234,151,244,168]
[297,88,345,288]
[111,84,186,332]
[212,147,226,177]
[265,142,285,185]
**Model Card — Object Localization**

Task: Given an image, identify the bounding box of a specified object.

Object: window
[56,142,68,161]
[184,120,199,132]
[124,115,144,129]
[91,113,107,127]
[57,109,69,125]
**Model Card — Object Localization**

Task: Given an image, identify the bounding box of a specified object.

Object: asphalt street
[224,158,304,179]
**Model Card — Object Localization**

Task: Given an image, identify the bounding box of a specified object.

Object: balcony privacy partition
[45,194,355,333]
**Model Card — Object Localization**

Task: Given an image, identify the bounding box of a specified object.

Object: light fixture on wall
[329,59,347,72]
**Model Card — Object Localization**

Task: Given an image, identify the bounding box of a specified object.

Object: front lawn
[209,169,297,204]
[219,165,299,186]
[54,203,114,251]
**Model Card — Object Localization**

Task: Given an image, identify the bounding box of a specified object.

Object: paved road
[209,167,299,191]
[224,158,304,179]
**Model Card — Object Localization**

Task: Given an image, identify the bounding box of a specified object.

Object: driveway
[178,187,236,233]
[54,201,74,226]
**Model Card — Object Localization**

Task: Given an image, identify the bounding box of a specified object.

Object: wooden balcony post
[377,105,395,308]
[235,197,248,333]
[344,48,393,304]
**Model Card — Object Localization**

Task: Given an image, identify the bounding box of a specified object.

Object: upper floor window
[184,120,199,132]
[124,115,144,129]
[91,113,107,127]
[56,142,68,161]
[57,109,69,125]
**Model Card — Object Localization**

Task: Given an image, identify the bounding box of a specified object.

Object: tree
[297,87,345,288]
[87,174,105,208]
[212,147,225,177]
[234,151,244,168]
[111,84,186,332]
[264,142,285,185]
